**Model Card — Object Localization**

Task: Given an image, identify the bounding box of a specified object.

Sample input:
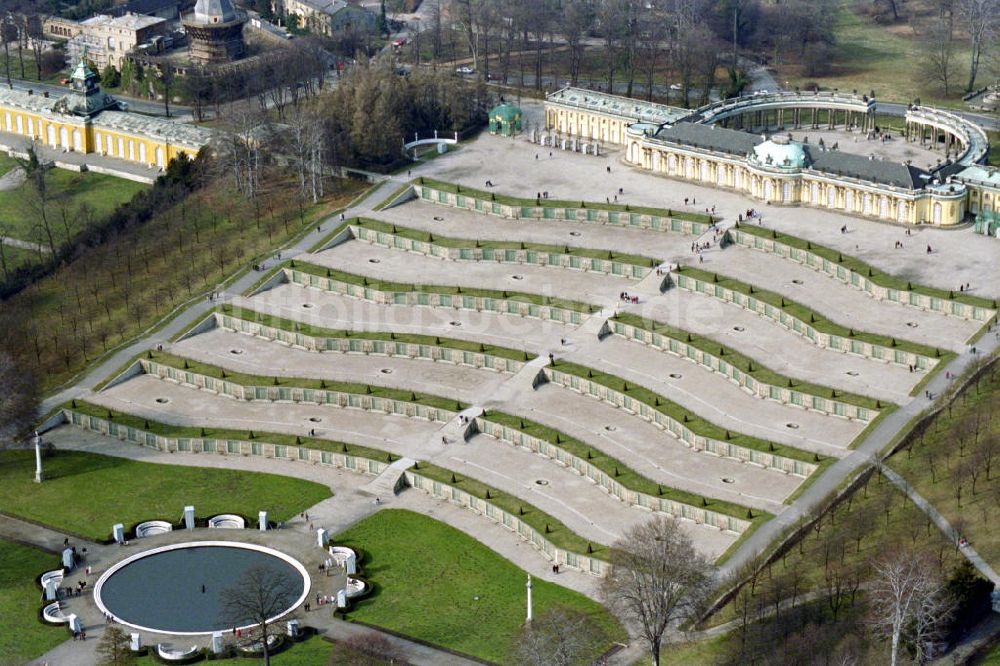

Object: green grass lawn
[0,450,331,541]
[777,0,975,107]
[336,509,625,663]
[0,539,67,664]
[0,168,146,246]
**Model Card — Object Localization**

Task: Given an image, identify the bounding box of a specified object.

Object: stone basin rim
[93,540,310,636]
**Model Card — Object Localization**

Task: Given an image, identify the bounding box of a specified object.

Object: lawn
[0,450,331,542]
[776,0,976,108]
[336,509,625,663]
[0,539,67,664]
[0,167,146,246]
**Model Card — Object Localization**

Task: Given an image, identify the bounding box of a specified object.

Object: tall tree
[220,565,298,666]
[561,0,594,86]
[512,605,609,666]
[96,626,136,666]
[601,516,713,666]
[867,549,953,666]
[957,0,998,92]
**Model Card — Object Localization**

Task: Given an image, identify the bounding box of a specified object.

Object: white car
[456,65,475,75]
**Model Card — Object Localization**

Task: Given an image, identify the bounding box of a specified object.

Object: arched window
[933,202,942,224]
[827,187,836,208]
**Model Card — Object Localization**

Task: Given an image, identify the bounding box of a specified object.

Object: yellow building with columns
[0,59,212,170]
[545,86,995,226]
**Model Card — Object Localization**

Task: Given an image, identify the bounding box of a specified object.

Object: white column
[259,511,268,531]
[526,574,533,623]
[33,432,43,483]
[183,506,195,530]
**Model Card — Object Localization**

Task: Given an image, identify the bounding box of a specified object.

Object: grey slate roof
[652,123,763,157]
[807,150,928,189]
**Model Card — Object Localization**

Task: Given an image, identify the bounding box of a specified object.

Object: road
[3,77,191,117]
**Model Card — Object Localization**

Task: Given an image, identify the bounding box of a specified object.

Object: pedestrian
[606,166,611,173]
[340,213,345,221]
[305,602,310,612]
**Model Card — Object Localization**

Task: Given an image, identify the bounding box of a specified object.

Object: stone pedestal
[113,523,125,544]
[44,579,58,601]
[68,614,81,634]
[336,589,347,608]
[317,528,329,547]
[345,551,357,575]
[130,633,142,651]
[211,632,224,653]
[258,511,268,531]
[183,506,195,530]
[286,619,300,637]
[62,548,74,570]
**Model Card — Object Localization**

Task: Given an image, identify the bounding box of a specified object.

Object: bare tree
[96,626,136,666]
[333,632,407,665]
[0,347,38,448]
[220,565,299,666]
[601,515,713,666]
[561,0,593,86]
[957,0,998,92]
[867,549,953,666]
[920,15,957,95]
[512,605,608,666]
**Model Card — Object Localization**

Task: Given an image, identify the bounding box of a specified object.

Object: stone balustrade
[415,184,711,235]
[672,272,942,370]
[727,228,996,322]
[609,318,878,422]
[474,417,752,533]
[541,367,818,477]
[62,409,606,575]
[215,313,526,374]
[140,359,457,424]
[404,469,610,576]
[351,224,652,280]
[285,267,588,326]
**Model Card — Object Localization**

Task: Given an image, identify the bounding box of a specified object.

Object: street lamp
[33,430,43,483]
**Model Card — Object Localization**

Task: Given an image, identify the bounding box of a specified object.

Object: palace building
[0,58,212,170]
[545,87,999,227]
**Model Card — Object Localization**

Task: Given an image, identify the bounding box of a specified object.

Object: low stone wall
[542,367,817,477]
[63,409,607,575]
[404,469,609,576]
[416,184,710,235]
[140,359,457,423]
[728,229,996,322]
[286,267,588,326]
[215,313,525,374]
[65,409,396,474]
[351,224,652,280]
[673,272,940,370]
[609,319,876,422]
[474,417,751,533]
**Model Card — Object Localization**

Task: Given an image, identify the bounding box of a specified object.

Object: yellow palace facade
[0,59,212,170]
[545,87,997,227]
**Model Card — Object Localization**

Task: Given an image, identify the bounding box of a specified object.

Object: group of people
[619,291,639,304]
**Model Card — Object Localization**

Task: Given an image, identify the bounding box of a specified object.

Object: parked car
[455,65,474,75]
[392,37,407,47]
